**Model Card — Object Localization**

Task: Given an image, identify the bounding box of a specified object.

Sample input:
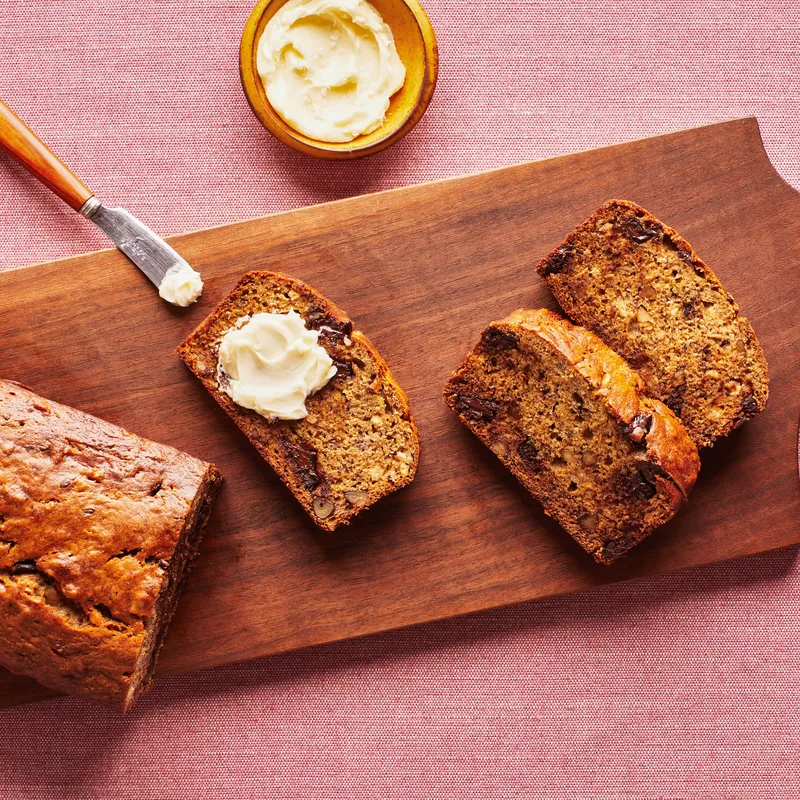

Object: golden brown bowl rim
[239,0,439,160]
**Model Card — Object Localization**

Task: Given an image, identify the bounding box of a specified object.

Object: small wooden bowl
[240,0,438,159]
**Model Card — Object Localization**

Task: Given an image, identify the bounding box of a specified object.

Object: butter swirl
[217,311,336,420]
[256,0,406,143]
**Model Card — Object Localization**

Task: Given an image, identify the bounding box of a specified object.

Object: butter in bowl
[240,0,438,158]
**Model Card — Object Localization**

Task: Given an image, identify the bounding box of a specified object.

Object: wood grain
[0,98,94,211]
[1,118,798,709]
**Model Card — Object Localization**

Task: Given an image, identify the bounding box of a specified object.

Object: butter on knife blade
[81,198,203,306]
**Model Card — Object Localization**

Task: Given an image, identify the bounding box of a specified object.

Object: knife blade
[80,197,191,289]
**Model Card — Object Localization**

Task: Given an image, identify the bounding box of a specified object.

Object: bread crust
[0,380,221,709]
[177,271,420,532]
[536,199,769,448]
[444,309,700,564]
[506,310,699,499]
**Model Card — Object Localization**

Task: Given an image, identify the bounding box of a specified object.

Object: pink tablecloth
[1,2,798,797]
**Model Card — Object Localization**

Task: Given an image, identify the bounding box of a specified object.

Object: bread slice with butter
[178,271,420,531]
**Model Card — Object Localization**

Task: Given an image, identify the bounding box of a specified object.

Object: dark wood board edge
[8,118,797,278]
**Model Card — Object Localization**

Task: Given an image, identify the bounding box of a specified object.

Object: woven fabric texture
[1,1,799,798]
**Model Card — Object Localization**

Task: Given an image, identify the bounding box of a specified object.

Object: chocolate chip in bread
[178,271,420,531]
[536,199,769,448]
[444,309,700,564]
[0,380,221,710]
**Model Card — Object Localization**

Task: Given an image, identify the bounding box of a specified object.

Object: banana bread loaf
[536,199,769,448]
[444,309,700,564]
[0,380,221,710]
[177,271,419,531]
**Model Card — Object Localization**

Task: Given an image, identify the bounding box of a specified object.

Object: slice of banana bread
[444,309,700,564]
[536,199,769,449]
[178,271,420,532]
[0,380,221,710]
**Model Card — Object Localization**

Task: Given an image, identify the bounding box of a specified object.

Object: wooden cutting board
[1,118,799,709]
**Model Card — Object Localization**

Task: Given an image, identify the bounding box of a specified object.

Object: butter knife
[0,98,203,306]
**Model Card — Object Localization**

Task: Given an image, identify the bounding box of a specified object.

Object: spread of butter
[158,263,203,307]
[217,310,336,420]
[256,0,406,143]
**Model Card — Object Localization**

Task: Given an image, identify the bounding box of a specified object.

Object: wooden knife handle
[0,98,94,211]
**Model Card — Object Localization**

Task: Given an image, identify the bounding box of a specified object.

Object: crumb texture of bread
[0,380,221,710]
[177,271,420,531]
[444,309,700,564]
[536,199,769,449]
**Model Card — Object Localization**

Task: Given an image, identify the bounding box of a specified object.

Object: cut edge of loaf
[444,308,700,564]
[177,270,420,532]
[536,198,769,449]
[124,464,221,711]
